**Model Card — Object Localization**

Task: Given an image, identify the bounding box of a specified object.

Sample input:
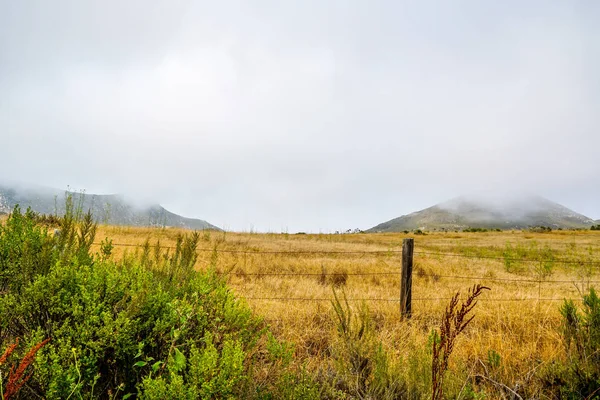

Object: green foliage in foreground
[0,206,319,399]
[553,288,600,398]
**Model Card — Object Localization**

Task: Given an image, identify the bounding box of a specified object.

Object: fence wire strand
[96,241,599,305]
[97,241,600,265]
[243,297,567,302]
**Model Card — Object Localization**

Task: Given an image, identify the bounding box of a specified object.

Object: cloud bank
[2,0,599,231]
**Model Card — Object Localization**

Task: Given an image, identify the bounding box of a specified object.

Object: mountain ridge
[0,183,221,231]
[368,195,596,232]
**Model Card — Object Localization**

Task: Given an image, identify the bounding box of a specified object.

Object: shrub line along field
[89,225,600,397]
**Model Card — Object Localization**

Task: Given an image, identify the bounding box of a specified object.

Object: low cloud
[2,0,599,231]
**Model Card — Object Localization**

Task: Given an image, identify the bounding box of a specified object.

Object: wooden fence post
[401,238,414,318]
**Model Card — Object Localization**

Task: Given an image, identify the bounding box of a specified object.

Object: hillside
[368,195,596,232]
[0,183,221,230]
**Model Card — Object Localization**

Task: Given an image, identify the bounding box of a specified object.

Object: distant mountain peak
[368,194,595,232]
[0,183,221,231]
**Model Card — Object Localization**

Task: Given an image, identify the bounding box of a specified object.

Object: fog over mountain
[0,182,221,231]
[1,1,599,232]
[369,194,596,232]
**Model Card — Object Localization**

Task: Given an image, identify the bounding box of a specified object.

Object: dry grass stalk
[1,338,50,400]
[0,339,18,366]
[432,284,490,400]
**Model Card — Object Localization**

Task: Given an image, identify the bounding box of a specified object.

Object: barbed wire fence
[94,239,600,315]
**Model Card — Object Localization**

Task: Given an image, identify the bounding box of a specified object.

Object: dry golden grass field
[91,225,600,397]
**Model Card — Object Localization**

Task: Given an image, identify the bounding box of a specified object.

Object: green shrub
[529,226,553,233]
[0,205,55,294]
[554,288,600,398]
[0,204,318,399]
[537,245,555,279]
[463,227,488,233]
[502,243,519,273]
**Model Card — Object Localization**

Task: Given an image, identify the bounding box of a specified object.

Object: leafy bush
[463,227,488,233]
[529,226,553,233]
[555,288,600,398]
[0,206,55,294]
[534,244,556,280]
[0,205,316,399]
[502,243,520,273]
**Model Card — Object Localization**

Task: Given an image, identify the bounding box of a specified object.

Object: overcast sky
[1,0,599,232]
